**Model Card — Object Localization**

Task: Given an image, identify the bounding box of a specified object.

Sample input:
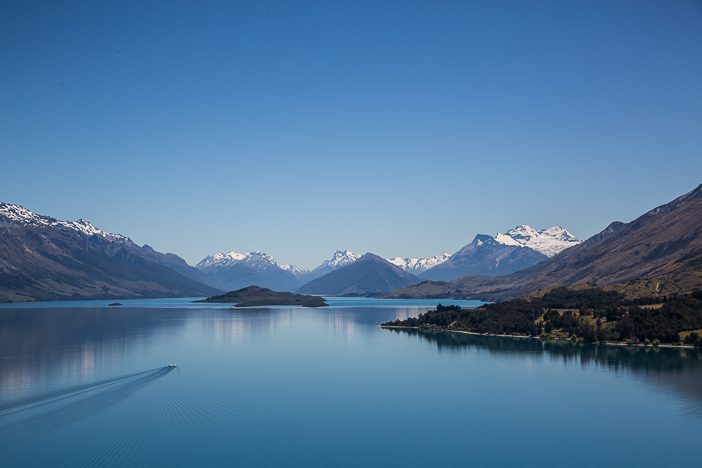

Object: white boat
[168,362,177,368]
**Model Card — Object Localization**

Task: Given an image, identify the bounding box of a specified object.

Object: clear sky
[1,0,701,268]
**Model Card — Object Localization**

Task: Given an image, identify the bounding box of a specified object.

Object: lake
[1,297,701,467]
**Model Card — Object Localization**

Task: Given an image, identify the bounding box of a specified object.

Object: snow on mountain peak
[0,202,131,244]
[387,253,451,274]
[324,250,360,268]
[280,264,304,274]
[196,250,281,270]
[494,224,580,257]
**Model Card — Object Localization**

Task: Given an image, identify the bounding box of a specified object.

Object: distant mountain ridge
[195,224,580,290]
[194,248,451,291]
[0,202,219,302]
[195,250,300,292]
[197,251,280,271]
[193,249,360,292]
[194,247,459,292]
[298,253,420,295]
[388,253,451,274]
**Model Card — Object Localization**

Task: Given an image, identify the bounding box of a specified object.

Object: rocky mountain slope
[0,203,219,302]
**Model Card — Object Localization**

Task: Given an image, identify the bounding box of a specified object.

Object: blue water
[0,296,486,309]
[1,298,701,467]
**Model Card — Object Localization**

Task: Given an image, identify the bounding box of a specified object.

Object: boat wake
[0,366,174,441]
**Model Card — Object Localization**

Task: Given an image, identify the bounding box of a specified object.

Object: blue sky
[1,0,701,268]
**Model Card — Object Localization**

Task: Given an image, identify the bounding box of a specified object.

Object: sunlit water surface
[1,297,701,467]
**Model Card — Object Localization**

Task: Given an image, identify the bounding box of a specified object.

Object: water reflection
[201,309,280,346]
[388,328,702,407]
[0,308,187,401]
[0,304,701,467]
[197,306,424,345]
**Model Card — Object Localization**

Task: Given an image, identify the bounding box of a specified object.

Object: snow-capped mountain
[494,225,580,257]
[196,251,280,271]
[318,250,359,271]
[420,224,580,281]
[0,202,131,244]
[387,253,451,274]
[421,234,548,281]
[307,250,360,277]
[195,250,302,292]
[195,249,364,291]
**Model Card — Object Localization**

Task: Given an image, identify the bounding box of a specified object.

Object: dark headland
[199,286,328,308]
[382,287,702,348]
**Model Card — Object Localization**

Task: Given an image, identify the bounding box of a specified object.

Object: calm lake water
[1,297,701,467]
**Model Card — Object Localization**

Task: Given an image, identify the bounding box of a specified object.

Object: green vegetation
[199,286,327,307]
[382,287,702,346]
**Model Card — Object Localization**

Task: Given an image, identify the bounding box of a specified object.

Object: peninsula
[382,287,702,347]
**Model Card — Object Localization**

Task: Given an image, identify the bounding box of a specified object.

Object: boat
[168,362,177,368]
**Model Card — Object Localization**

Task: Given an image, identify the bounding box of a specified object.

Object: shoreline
[379,325,698,350]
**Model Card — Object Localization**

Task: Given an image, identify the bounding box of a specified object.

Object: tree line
[382,288,702,346]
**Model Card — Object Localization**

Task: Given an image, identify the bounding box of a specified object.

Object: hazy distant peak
[280,264,304,274]
[387,253,451,274]
[196,250,280,270]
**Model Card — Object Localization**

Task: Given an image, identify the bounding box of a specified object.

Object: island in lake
[199,286,328,308]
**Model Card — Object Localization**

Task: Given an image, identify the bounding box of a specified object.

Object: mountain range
[192,249,362,292]
[194,225,580,293]
[0,199,585,301]
[385,184,702,300]
[24,185,702,305]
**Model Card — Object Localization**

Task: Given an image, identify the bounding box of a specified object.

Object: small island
[108,302,123,307]
[198,286,328,308]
